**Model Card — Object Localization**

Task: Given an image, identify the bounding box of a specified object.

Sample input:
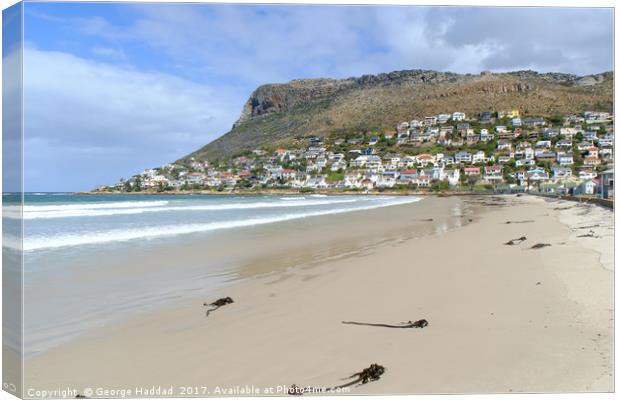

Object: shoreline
[70,190,614,210]
[78,189,456,196]
[24,195,613,395]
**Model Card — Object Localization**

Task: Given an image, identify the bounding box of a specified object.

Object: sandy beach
[24,195,613,396]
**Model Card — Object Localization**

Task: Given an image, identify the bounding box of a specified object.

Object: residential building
[454,151,472,164]
[452,112,466,121]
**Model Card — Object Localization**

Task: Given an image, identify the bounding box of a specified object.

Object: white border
[0,2,616,400]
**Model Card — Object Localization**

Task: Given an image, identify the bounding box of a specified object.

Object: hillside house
[424,116,438,126]
[479,111,493,123]
[577,180,598,195]
[526,168,550,182]
[437,114,451,124]
[497,155,513,164]
[536,152,557,163]
[446,169,461,186]
[523,117,546,127]
[556,139,573,149]
[498,110,520,118]
[483,166,503,182]
[497,140,512,151]
[579,170,598,180]
[399,169,418,183]
[416,176,431,187]
[557,153,574,166]
[583,156,601,167]
[455,151,472,164]
[472,151,487,164]
[349,156,368,168]
[452,112,466,121]
[457,122,470,132]
[553,167,572,180]
[416,154,435,166]
[479,128,492,142]
[464,167,481,176]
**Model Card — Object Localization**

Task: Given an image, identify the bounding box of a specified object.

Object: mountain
[183,69,613,162]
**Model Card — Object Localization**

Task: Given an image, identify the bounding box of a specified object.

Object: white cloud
[23,47,241,191]
[3,47,23,192]
[76,5,613,82]
[91,46,127,61]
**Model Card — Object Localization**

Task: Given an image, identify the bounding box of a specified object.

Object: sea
[3,193,424,356]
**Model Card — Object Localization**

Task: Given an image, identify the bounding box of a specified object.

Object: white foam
[18,198,360,219]
[2,235,22,251]
[23,197,421,251]
[3,206,22,220]
[4,200,169,220]
[23,200,170,212]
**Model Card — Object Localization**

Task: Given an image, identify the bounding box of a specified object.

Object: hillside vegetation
[183,69,613,162]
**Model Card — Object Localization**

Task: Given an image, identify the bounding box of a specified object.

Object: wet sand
[24,195,613,396]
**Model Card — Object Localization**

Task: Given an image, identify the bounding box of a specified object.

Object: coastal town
[99,110,614,198]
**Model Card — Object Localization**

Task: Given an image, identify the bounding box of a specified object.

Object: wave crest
[22,197,421,251]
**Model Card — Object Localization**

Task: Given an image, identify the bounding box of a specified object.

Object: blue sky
[14,3,614,191]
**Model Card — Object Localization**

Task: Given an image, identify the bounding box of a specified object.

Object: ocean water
[4,193,425,356]
[9,193,422,252]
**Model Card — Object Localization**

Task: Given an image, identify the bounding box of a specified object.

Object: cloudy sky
[14,3,614,191]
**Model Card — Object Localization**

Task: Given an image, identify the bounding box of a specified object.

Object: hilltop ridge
[183,69,612,162]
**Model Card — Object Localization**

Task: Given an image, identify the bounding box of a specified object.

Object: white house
[524,148,535,160]
[555,139,573,149]
[349,156,368,168]
[306,176,328,189]
[364,155,383,170]
[452,112,466,121]
[437,113,451,124]
[483,166,504,183]
[552,167,572,180]
[526,168,550,182]
[446,169,461,186]
[557,153,574,166]
[579,170,598,180]
[497,155,513,164]
[472,151,487,164]
[424,116,438,126]
[344,172,362,188]
[516,158,536,167]
[577,180,597,195]
[454,151,472,164]
[536,140,552,149]
[497,140,512,151]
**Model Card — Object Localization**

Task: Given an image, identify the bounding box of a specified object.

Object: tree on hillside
[467,175,479,191]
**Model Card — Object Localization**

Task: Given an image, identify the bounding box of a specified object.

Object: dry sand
[24,195,613,396]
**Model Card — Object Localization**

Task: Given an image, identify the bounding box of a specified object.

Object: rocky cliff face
[185,69,613,162]
[235,70,465,124]
[235,78,351,124]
